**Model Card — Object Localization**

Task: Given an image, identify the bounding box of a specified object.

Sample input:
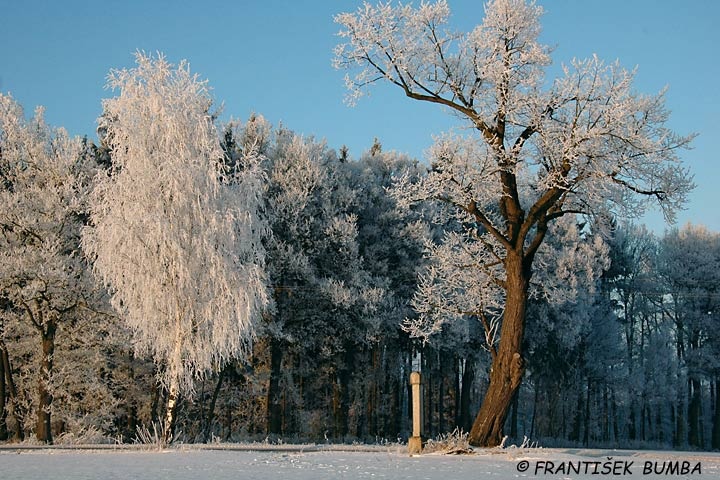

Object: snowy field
[1,446,719,480]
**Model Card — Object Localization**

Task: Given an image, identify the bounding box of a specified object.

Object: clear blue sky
[2,0,718,233]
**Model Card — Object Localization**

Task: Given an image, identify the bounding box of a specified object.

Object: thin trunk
[459,358,473,432]
[203,367,227,443]
[336,344,354,438]
[163,328,183,445]
[391,363,401,437]
[469,250,528,447]
[583,377,591,447]
[126,352,137,437]
[424,352,433,437]
[437,352,445,435]
[629,406,638,440]
[224,402,232,441]
[611,388,619,443]
[36,317,56,444]
[1,345,23,441]
[529,381,539,439]
[332,375,341,438]
[675,385,686,448]
[162,378,179,445]
[150,380,162,425]
[453,357,461,429]
[641,397,647,441]
[371,347,379,437]
[0,340,7,441]
[602,386,609,443]
[712,379,720,450]
[688,377,702,448]
[570,388,583,442]
[266,337,283,435]
[406,353,413,435]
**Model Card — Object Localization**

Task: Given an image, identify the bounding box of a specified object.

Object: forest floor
[1,443,719,479]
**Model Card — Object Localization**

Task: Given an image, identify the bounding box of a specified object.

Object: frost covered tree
[658,224,720,448]
[211,119,428,441]
[260,127,375,438]
[82,53,268,443]
[0,94,98,443]
[604,223,662,442]
[335,0,694,446]
[523,217,619,445]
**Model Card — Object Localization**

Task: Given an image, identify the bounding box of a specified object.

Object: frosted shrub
[423,428,473,454]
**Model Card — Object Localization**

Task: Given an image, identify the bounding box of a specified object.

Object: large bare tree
[334,0,694,446]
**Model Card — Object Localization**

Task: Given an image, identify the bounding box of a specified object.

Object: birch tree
[335,0,694,446]
[82,53,268,444]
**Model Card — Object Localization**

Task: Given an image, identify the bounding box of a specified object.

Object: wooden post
[409,371,423,454]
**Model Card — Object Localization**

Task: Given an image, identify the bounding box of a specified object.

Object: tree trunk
[0,340,7,441]
[458,358,474,432]
[437,352,445,435]
[125,351,137,437]
[602,386,609,442]
[469,251,528,447]
[390,368,400,436]
[583,377,591,447]
[36,317,56,444]
[712,379,720,450]
[336,343,354,438]
[162,377,179,445]
[529,380,539,439]
[150,379,162,425]
[424,351,433,437]
[1,344,23,441]
[570,388,583,442]
[203,367,226,443]
[266,337,283,435]
[688,377,702,448]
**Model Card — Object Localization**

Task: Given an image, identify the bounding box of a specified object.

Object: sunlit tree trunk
[162,377,179,445]
[469,250,528,447]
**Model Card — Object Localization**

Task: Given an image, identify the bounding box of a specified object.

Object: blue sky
[2,0,718,233]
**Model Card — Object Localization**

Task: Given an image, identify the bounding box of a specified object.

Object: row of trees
[1,85,717,448]
[1,0,713,450]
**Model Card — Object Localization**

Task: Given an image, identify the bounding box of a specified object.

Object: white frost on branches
[82,53,268,397]
[336,0,694,343]
[0,93,95,323]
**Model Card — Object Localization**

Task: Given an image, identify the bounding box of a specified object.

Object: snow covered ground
[1,445,719,479]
